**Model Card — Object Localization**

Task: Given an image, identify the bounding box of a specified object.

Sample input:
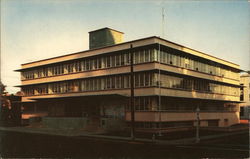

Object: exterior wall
[22,87,239,102]
[240,75,250,105]
[42,116,126,131]
[125,112,239,127]
[155,38,239,69]
[157,63,239,85]
[99,99,126,131]
[20,63,151,86]
[110,29,123,45]
[21,62,240,86]
[42,117,88,129]
[239,74,250,119]
[100,118,125,131]
[100,102,125,118]
[240,106,250,120]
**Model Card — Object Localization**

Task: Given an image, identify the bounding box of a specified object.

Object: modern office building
[239,74,250,120]
[16,28,242,132]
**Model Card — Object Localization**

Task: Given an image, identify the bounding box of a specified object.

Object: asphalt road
[0,130,249,158]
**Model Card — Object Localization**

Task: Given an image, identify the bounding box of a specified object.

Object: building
[239,74,250,120]
[16,28,242,132]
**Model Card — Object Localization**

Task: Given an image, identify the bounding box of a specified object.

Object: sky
[1,0,249,93]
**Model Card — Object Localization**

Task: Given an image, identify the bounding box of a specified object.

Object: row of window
[125,96,238,112]
[127,121,194,129]
[22,50,136,80]
[21,48,239,80]
[22,72,239,96]
[158,51,239,79]
[127,120,220,129]
[159,74,239,96]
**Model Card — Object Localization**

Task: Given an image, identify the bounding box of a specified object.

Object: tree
[0,82,11,122]
[0,81,7,95]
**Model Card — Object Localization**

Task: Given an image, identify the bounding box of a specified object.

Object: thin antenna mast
[162,7,165,39]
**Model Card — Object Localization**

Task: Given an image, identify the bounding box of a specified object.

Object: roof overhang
[29,94,127,101]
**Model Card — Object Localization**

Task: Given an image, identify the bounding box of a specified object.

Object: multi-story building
[16,28,242,132]
[239,74,250,120]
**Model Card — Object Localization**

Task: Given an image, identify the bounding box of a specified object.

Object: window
[115,55,121,66]
[97,58,102,69]
[135,51,139,64]
[111,56,115,67]
[135,74,140,87]
[86,60,90,70]
[106,56,111,68]
[240,84,244,101]
[208,120,219,127]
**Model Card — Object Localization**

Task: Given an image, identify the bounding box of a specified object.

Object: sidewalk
[0,125,248,146]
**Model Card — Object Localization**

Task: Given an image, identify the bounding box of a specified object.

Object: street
[0,130,248,158]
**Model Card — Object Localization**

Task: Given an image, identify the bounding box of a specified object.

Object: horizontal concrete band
[22,87,240,102]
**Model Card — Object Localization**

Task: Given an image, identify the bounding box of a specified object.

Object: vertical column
[130,44,135,140]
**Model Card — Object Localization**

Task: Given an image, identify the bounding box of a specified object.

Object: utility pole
[130,44,135,140]
[158,43,162,137]
[196,105,200,143]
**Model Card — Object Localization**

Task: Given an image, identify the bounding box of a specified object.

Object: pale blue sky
[1,0,249,93]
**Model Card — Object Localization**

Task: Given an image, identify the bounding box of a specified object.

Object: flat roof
[88,27,124,34]
[17,36,240,71]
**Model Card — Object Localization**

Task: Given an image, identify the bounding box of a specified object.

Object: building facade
[239,74,250,120]
[16,28,242,132]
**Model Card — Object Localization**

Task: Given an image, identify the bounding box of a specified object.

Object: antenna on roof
[161,7,165,39]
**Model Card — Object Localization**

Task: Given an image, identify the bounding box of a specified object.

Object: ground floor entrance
[24,95,240,132]
[39,95,126,131]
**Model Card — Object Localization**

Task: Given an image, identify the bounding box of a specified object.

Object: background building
[16,28,242,132]
[239,73,250,120]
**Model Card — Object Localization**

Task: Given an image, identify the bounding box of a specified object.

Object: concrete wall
[240,106,250,120]
[126,111,239,127]
[42,116,125,131]
[239,75,250,119]
[100,117,126,131]
[23,87,239,103]
[42,117,88,129]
